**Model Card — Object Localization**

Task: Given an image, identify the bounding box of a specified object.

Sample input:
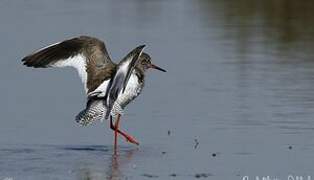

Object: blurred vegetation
[197,0,314,60]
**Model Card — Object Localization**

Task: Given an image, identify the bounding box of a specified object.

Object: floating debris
[194,139,199,149]
[288,145,292,150]
[162,151,166,155]
[167,130,171,136]
[169,173,177,177]
[212,153,216,157]
[195,173,212,178]
[142,174,159,178]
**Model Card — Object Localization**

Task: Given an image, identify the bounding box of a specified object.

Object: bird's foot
[123,133,140,146]
[110,115,139,146]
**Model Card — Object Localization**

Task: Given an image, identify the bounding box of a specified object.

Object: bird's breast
[116,72,143,108]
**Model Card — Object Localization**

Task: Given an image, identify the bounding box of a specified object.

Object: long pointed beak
[150,64,166,72]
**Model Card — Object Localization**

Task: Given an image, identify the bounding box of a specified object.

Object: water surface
[1,0,314,179]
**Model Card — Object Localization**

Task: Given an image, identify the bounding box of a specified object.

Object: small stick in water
[194,139,199,149]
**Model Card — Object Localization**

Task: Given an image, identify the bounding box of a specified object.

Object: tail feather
[75,99,106,126]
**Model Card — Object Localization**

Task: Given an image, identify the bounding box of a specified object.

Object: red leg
[110,115,139,146]
[113,114,120,153]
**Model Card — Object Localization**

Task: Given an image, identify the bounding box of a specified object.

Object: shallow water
[1,0,314,179]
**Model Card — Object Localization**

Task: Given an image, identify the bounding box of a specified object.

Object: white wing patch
[50,54,88,92]
[88,79,110,97]
[119,59,132,75]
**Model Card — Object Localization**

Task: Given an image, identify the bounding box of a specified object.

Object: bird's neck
[134,67,145,83]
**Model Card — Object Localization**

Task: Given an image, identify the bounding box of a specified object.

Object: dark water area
[1,0,314,179]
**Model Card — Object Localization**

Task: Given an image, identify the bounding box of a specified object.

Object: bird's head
[136,52,166,73]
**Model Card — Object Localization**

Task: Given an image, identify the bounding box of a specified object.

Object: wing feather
[21,36,114,93]
[104,45,145,119]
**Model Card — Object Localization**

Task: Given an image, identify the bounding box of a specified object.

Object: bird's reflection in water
[106,148,137,180]
[77,147,138,180]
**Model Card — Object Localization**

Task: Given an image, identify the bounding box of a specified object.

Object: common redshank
[22,36,166,151]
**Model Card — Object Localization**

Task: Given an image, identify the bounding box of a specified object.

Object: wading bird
[22,36,166,151]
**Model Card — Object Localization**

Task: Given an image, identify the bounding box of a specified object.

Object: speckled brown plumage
[22,36,113,91]
[86,63,116,93]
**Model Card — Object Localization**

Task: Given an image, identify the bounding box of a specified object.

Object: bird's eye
[141,61,146,65]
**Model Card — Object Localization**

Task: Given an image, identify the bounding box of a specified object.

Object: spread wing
[21,36,115,93]
[104,45,145,119]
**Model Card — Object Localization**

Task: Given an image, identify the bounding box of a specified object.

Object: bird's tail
[75,99,106,126]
